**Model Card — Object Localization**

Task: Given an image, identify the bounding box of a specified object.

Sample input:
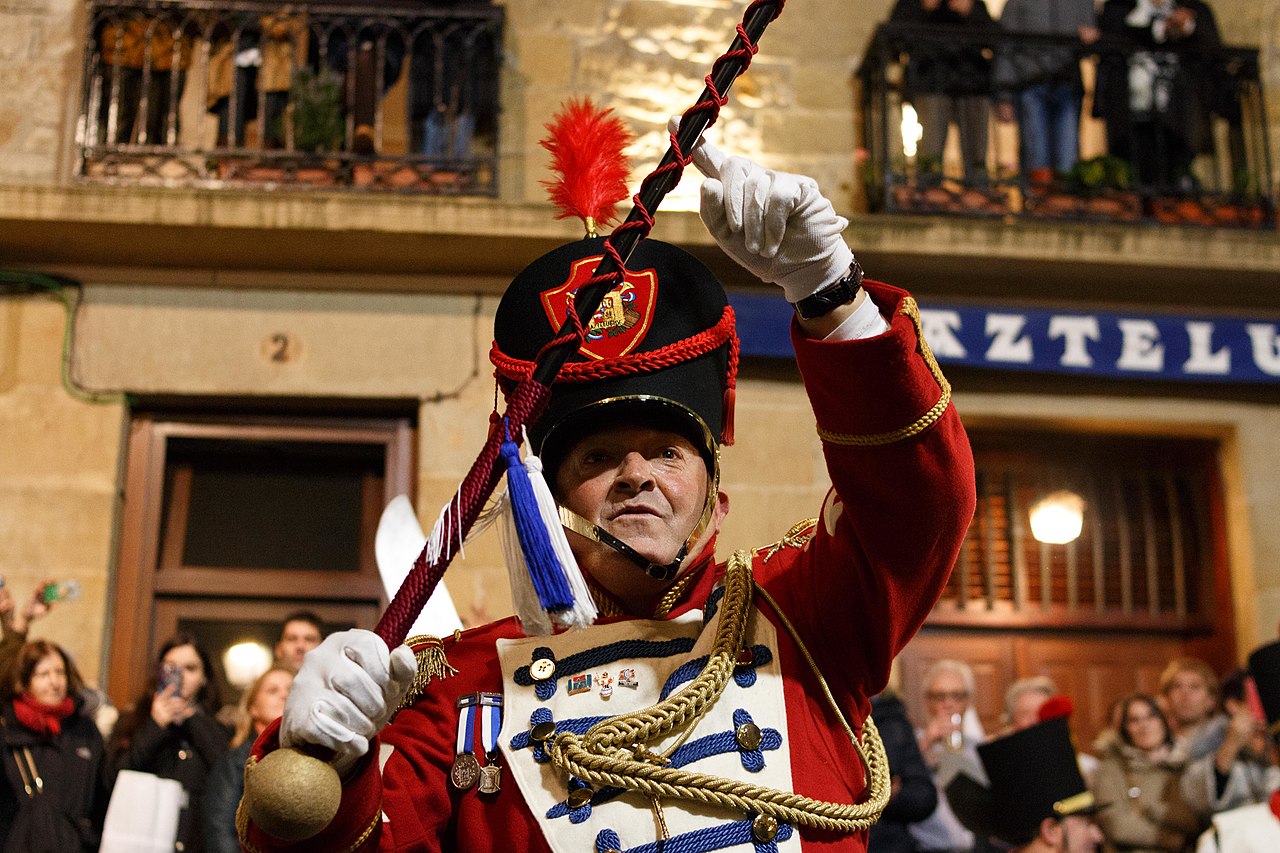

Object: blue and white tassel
[496,421,596,634]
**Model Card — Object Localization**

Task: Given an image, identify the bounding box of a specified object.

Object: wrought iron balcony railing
[78,0,503,194]
[857,22,1274,229]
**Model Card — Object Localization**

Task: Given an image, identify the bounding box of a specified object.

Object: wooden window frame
[108,413,413,705]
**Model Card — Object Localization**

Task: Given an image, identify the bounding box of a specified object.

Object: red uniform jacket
[243,281,976,853]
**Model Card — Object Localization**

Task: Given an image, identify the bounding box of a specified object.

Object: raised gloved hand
[671,117,854,304]
[279,629,417,776]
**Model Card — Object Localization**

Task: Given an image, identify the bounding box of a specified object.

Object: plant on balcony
[1066,155,1131,195]
[289,68,344,154]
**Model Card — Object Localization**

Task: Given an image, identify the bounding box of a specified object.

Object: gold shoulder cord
[817,296,951,447]
[545,550,889,832]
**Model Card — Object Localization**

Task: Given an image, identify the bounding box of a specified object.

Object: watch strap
[792,260,864,320]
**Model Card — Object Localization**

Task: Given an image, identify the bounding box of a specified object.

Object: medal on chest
[451,692,503,793]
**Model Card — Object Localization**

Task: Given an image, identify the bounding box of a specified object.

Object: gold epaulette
[754,517,819,563]
[816,296,952,447]
[397,633,460,710]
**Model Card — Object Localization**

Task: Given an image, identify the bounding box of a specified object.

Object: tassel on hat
[497,421,597,635]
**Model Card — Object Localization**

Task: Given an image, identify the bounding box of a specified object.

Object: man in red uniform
[239,133,976,853]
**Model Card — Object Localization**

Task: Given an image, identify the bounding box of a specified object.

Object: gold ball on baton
[243,747,342,841]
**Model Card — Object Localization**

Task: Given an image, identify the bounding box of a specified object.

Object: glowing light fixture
[223,641,272,689]
[901,103,923,159]
[1029,490,1086,545]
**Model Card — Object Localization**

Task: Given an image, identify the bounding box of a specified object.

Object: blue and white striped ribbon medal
[452,692,503,793]
[478,693,504,794]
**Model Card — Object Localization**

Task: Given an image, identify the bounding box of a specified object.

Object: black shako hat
[1248,640,1280,734]
[946,716,1098,846]
[491,236,737,475]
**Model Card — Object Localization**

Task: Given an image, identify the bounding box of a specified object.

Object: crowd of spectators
[0,587,320,852]
[886,0,1238,197]
[877,648,1280,853]
[2,570,1275,852]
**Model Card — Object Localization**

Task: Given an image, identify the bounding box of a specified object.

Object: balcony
[78,0,503,194]
[858,22,1275,229]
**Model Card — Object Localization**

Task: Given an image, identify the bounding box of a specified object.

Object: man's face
[924,670,970,721]
[275,620,322,670]
[555,424,716,592]
[1164,669,1215,729]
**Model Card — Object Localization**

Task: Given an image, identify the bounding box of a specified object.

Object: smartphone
[158,661,183,696]
[1244,675,1267,724]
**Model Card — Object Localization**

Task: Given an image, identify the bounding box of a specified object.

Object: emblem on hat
[539,257,658,360]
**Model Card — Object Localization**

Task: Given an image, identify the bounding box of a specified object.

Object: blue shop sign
[728,293,1280,383]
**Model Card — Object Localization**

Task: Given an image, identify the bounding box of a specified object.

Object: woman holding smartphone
[108,633,229,853]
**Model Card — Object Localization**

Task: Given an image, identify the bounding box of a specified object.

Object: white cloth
[1195,802,1280,853]
[100,770,184,853]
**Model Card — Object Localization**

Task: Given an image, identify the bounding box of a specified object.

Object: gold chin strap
[544,551,890,833]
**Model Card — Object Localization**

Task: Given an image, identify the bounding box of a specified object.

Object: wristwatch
[792,259,864,320]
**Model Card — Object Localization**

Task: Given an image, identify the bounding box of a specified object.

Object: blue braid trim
[545,709,781,822]
[660,645,772,700]
[703,585,726,625]
[515,637,697,700]
[509,707,609,763]
[594,818,794,853]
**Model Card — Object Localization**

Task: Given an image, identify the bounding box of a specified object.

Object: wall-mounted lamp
[1029,490,1085,545]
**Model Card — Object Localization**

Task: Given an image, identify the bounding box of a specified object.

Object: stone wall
[0,294,122,686]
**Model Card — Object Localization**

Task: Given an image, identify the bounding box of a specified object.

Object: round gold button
[531,721,557,743]
[752,814,779,843]
[735,722,763,751]
[178,749,189,760]
[567,786,594,809]
[530,658,556,681]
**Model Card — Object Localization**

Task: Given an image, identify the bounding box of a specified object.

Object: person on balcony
[890,0,1000,188]
[1093,0,1224,193]
[206,9,306,149]
[992,0,1099,188]
[94,13,194,146]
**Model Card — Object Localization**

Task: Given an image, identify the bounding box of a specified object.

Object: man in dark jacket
[890,0,999,186]
[1093,0,1224,191]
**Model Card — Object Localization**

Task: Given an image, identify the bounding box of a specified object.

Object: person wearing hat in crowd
[1192,640,1280,853]
[237,101,976,853]
[945,711,1104,853]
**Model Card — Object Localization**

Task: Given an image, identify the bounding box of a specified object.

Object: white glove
[671,117,855,304]
[279,629,417,776]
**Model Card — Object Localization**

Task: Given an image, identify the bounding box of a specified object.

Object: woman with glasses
[1092,692,1200,852]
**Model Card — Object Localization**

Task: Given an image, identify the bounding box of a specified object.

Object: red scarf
[13,693,75,737]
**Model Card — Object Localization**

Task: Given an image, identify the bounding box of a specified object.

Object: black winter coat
[868,693,938,853]
[202,738,251,853]
[0,701,111,853]
[1093,0,1223,150]
[889,0,999,97]
[110,709,230,853]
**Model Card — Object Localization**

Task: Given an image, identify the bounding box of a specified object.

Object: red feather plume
[540,98,634,231]
[1038,694,1075,722]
